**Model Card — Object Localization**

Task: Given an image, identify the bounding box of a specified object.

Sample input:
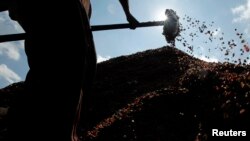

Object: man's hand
[119,0,139,30]
[126,13,139,29]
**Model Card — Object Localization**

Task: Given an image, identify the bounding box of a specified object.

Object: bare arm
[119,0,139,29]
[0,0,13,12]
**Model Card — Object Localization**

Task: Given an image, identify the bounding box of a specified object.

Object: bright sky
[0,0,250,88]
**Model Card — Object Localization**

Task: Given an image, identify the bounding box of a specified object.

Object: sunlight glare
[154,9,167,21]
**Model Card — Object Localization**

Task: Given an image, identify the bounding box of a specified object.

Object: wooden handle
[92,21,164,31]
[0,21,164,43]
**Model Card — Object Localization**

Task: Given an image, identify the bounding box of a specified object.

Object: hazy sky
[0,0,250,88]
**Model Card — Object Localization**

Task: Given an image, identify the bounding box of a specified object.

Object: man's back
[8,0,91,69]
[10,1,86,32]
[7,1,91,141]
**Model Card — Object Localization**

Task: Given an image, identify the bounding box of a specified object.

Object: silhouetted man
[0,0,139,141]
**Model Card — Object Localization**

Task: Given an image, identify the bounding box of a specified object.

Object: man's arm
[0,0,12,12]
[119,0,139,29]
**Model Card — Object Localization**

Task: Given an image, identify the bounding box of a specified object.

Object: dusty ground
[1,46,250,141]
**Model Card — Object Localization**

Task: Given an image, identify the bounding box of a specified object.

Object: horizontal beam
[0,21,164,43]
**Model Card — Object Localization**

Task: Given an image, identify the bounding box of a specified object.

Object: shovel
[0,9,180,44]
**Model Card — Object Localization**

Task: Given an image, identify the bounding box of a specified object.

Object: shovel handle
[92,21,164,31]
[0,21,164,43]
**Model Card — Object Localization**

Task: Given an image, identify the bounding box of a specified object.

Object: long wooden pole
[0,33,26,43]
[91,21,164,31]
[0,21,164,43]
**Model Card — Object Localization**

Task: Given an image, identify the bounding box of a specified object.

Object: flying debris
[172,13,250,65]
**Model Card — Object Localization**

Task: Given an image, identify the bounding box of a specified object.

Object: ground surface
[1,46,250,141]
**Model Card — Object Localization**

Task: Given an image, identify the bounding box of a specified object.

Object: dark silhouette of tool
[0,9,180,44]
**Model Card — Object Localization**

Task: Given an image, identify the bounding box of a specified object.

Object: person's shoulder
[0,0,15,12]
[8,0,19,21]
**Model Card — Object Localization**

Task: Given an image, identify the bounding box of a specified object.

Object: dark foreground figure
[0,0,138,141]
